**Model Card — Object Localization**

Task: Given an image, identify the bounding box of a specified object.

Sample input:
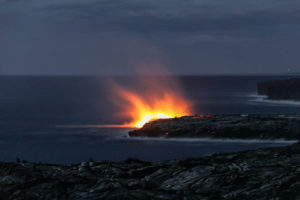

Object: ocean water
[1,75,299,164]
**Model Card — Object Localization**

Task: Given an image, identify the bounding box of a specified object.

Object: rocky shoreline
[257,78,300,101]
[0,142,299,199]
[129,114,300,140]
[2,114,300,199]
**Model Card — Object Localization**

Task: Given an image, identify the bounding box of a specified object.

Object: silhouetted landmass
[129,115,300,140]
[257,78,300,100]
[0,142,299,199]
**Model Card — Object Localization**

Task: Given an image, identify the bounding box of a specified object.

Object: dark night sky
[0,0,300,75]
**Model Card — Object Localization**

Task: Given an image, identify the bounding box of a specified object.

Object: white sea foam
[247,94,300,106]
[120,136,297,144]
[58,123,298,144]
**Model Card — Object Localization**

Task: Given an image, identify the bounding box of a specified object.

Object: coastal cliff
[129,114,300,140]
[257,78,300,100]
[0,142,299,200]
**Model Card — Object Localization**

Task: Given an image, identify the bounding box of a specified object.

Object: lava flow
[112,79,192,128]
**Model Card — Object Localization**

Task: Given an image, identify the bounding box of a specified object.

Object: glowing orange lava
[114,85,191,128]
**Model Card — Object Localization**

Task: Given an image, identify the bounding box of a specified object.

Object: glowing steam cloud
[110,75,192,128]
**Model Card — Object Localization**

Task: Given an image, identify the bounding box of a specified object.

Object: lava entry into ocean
[111,76,192,128]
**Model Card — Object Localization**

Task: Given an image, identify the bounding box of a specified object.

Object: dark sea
[1,75,299,164]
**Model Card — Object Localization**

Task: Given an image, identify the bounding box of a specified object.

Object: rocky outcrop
[129,114,300,140]
[0,142,299,200]
[257,78,300,100]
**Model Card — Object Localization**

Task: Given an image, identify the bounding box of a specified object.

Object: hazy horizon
[0,73,298,76]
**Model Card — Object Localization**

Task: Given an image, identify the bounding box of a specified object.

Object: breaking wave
[247,94,300,106]
[120,136,297,144]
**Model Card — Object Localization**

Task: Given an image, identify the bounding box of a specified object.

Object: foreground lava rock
[0,142,299,200]
[257,78,300,100]
[129,114,300,140]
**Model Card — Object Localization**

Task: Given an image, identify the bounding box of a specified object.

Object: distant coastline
[257,78,300,101]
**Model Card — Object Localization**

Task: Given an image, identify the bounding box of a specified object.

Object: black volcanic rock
[0,142,299,199]
[129,114,300,140]
[257,78,300,100]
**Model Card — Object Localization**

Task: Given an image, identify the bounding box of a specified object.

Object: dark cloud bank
[0,0,300,75]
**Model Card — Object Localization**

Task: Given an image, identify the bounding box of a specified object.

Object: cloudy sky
[0,0,299,75]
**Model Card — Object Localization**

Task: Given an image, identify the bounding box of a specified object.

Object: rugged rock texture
[257,78,300,100]
[0,143,299,200]
[129,114,300,140]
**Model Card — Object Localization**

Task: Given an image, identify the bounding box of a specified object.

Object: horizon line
[0,73,299,77]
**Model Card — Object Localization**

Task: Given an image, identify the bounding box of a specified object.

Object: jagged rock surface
[0,143,300,200]
[257,78,300,100]
[129,114,300,139]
